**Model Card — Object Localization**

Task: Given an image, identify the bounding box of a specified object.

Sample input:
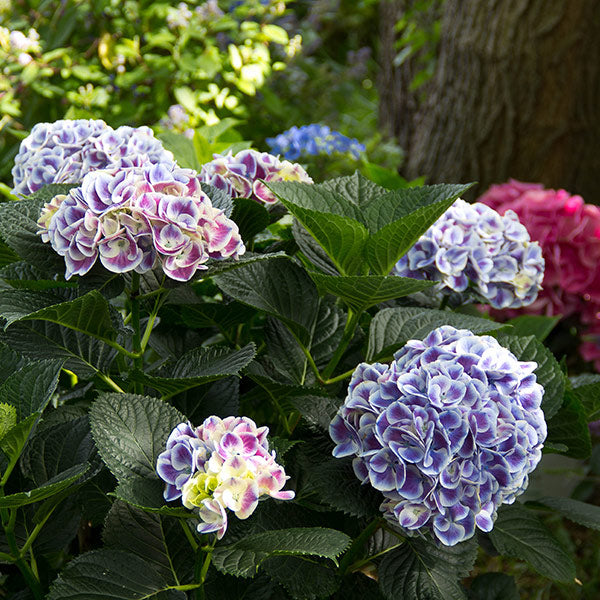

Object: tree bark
[386,0,600,200]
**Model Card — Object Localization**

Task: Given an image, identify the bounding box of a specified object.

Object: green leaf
[534,496,600,531]
[112,477,191,518]
[103,501,194,583]
[309,273,434,313]
[1,289,119,344]
[288,395,340,431]
[0,238,20,268]
[468,573,520,600]
[0,463,89,507]
[214,257,319,345]
[132,343,256,399]
[361,162,412,190]
[89,393,185,482]
[262,556,339,600]
[378,537,477,600]
[494,333,565,420]
[0,340,27,385]
[180,301,257,332]
[231,197,270,243]
[0,193,69,271]
[365,195,458,274]
[545,389,591,459]
[308,457,382,518]
[47,548,186,599]
[0,320,117,378]
[0,412,39,463]
[21,415,100,487]
[318,171,388,208]
[488,504,576,582]
[367,307,506,361]
[203,251,289,278]
[201,183,233,217]
[362,183,473,233]
[505,315,560,342]
[292,220,339,276]
[569,374,600,421]
[0,358,64,420]
[157,131,201,171]
[263,319,309,385]
[0,261,76,291]
[212,528,352,578]
[0,403,17,441]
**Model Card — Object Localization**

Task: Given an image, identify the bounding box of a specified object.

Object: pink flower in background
[479,180,600,370]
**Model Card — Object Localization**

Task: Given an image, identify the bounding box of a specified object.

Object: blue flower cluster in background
[266,124,366,161]
[330,326,547,546]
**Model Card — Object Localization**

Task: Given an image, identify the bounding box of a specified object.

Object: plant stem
[321,308,360,380]
[97,372,126,394]
[140,288,169,353]
[322,368,356,385]
[195,538,216,600]
[338,517,383,577]
[130,271,143,394]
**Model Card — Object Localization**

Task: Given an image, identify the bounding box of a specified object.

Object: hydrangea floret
[12,119,174,196]
[330,326,546,546]
[37,162,245,281]
[393,199,545,309]
[266,124,366,161]
[157,416,295,539]
[199,148,313,205]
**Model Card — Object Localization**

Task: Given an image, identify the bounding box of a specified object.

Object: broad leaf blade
[231,197,270,243]
[488,504,576,582]
[545,389,591,459]
[309,273,434,313]
[89,393,185,482]
[570,374,600,421]
[378,537,477,600]
[212,528,351,578]
[534,496,600,531]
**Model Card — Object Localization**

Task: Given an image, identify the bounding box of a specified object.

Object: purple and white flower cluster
[330,326,546,546]
[157,416,295,539]
[266,124,365,161]
[37,162,245,281]
[393,199,545,309]
[199,149,313,205]
[11,119,174,196]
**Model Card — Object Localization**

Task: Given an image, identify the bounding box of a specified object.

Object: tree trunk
[386,0,600,200]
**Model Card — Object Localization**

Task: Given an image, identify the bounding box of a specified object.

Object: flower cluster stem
[130,271,144,394]
[321,308,360,380]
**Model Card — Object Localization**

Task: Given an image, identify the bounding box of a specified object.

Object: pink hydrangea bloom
[479,180,600,370]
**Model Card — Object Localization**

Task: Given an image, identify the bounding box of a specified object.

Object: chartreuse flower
[393,199,545,309]
[330,326,546,546]
[37,162,245,281]
[12,119,173,196]
[157,416,294,539]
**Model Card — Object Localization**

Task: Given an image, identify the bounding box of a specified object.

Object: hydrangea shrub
[0,120,597,600]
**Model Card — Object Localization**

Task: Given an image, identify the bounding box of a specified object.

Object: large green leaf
[0,261,76,291]
[494,333,565,420]
[318,172,388,209]
[0,192,70,272]
[0,412,39,465]
[158,131,201,171]
[0,320,117,378]
[112,477,191,518]
[212,528,351,578]
[203,251,289,278]
[179,301,257,332]
[132,343,256,399]
[488,504,576,582]
[569,374,600,421]
[505,315,560,342]
[468,573,519,600]
[0,340,27,385]
[367,307,506,361]
[378,537,477,600]
[0,358,63,420]
[292,219,339,276]
[89,393,185,482]
[0,289,118,344]
[310,273,434,313]
[214,257,319,345]
[103,501,194,583]
[534,496,600,531]
[365,196,457,274]
[21,415,100,487]
[47,548,186,599]
[0,463,89,508]
[362,183,473,233]
[545,389,591,459]
[201,182,233,217]
[231,197,270,243]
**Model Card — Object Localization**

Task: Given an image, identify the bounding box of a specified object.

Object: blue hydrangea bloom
[330,326,547,546]
[393,199,545,309]
[266,124,365,161]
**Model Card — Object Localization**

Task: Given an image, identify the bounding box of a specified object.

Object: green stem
[140,288,169,353]
[299,342,321,384]
[195,538,216,600]
[338,517,383,577]
[21,503,59,556]
[322,368,356,386]
[321,308,360,380]
[97,372,126,394]
[130,272,143,394]
[181,520,199,552]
